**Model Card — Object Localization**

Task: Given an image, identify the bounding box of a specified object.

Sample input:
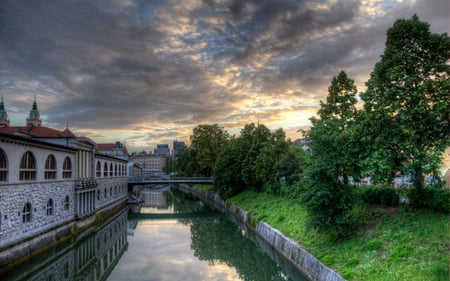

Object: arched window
[0,149,8,182]
[104,163,108,177]
[20,151,36,180]
[23,202,32,223]
[62,157,72,179]
[64,196,70,210]
[114,164,118,176]
[109,163,113,176]
[46,199,54,216]
[45,154,57,179]
[96,161,101,178]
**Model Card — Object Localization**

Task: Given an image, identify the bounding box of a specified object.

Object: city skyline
[0,0,448,152]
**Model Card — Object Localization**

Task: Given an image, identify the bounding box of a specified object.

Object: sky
[0,0,448,152]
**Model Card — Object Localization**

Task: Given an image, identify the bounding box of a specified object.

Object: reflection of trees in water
[190,215,294,281]
[169,188,215,214]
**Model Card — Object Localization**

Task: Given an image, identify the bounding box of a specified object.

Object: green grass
[228,190,450,281]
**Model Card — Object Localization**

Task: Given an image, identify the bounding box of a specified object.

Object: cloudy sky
[0,0,448,152]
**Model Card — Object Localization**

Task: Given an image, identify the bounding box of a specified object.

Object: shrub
[360,186,400,207]
[412,188,450,213]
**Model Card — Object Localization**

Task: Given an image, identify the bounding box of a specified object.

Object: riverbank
[228,190,449,281]
[179,184,344,281]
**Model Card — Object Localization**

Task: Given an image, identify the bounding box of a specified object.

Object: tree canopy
[360,15,450,195]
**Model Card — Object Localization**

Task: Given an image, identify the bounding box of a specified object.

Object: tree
[240,123,272,191]
[360,15,450,202]
[255,128,290,192]
[173,146,200,176]
[301,71,359,237]
[190,124,230,177]
[275,146,309,185]
[213,138,245,198]
[213,123,290,196]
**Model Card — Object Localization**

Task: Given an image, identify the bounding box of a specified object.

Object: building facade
[0,98,129,272]
[172,141,185,157]
[154,144,170,156]
[97,141,129,160]
[130,154,166,176]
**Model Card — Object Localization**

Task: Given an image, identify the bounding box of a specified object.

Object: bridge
[128,177,213,187]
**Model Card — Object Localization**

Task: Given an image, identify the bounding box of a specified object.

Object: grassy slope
[228,190,449,281]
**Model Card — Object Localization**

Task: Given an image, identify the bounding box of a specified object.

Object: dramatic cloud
[0,0,448,151]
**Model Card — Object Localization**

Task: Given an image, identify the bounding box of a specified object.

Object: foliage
[190,124,230,177]
[301,71,359,237]
[359,186,400,207]
[408,187,450,213]
[213,139,245,198]
[213,123,290,197]
[360,15,450,204]
[274,146,310,186]
[172,146,201,176]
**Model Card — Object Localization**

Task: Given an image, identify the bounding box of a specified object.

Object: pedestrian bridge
[128,177,213,187]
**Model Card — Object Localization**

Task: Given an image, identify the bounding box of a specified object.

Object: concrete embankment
[175,185,345,281]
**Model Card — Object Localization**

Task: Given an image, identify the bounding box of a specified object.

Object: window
[23,202,32,223]
[64,196,70,210]
[114,164,118,176]
[62,157,72,179]
[104,163,108,177]
[45,155,57,179]
[97,190,100,201]
[96,161,101,177]
[46,199,54,216]
[20,151,36,180]
[109,163,113,177]
[0,149,7,181]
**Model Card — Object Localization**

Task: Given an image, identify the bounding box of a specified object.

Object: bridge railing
[128,176,213,184]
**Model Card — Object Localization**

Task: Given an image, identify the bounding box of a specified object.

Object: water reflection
[2,209,128,281]
[3,187,308,281]
[109,187,306,281]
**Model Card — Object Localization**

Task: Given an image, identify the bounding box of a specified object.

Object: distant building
[130,154,167,176]
[154,144,170,156]
[292,137,311,154]
[172,141,185,157]
[97,141,129,160]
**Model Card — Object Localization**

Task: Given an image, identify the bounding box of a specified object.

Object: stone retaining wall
[175,185,345,281]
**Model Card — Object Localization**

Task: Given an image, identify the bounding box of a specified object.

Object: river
[2,186,308,281]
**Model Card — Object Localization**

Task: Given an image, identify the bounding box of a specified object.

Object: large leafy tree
[190,124,230,177]
[301,71,359,236]
[240,123,272,191]
[361,15,450,196]
[213,123,290,197]
[275,146,310,185]
[213,137,245,198]
[173,146,201,176]
[255,128,290,191]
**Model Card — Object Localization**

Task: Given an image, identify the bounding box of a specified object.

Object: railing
[128,176,213,185]
[75,178,98,189]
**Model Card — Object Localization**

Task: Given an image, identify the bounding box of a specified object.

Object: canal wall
[175,184,345,281]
